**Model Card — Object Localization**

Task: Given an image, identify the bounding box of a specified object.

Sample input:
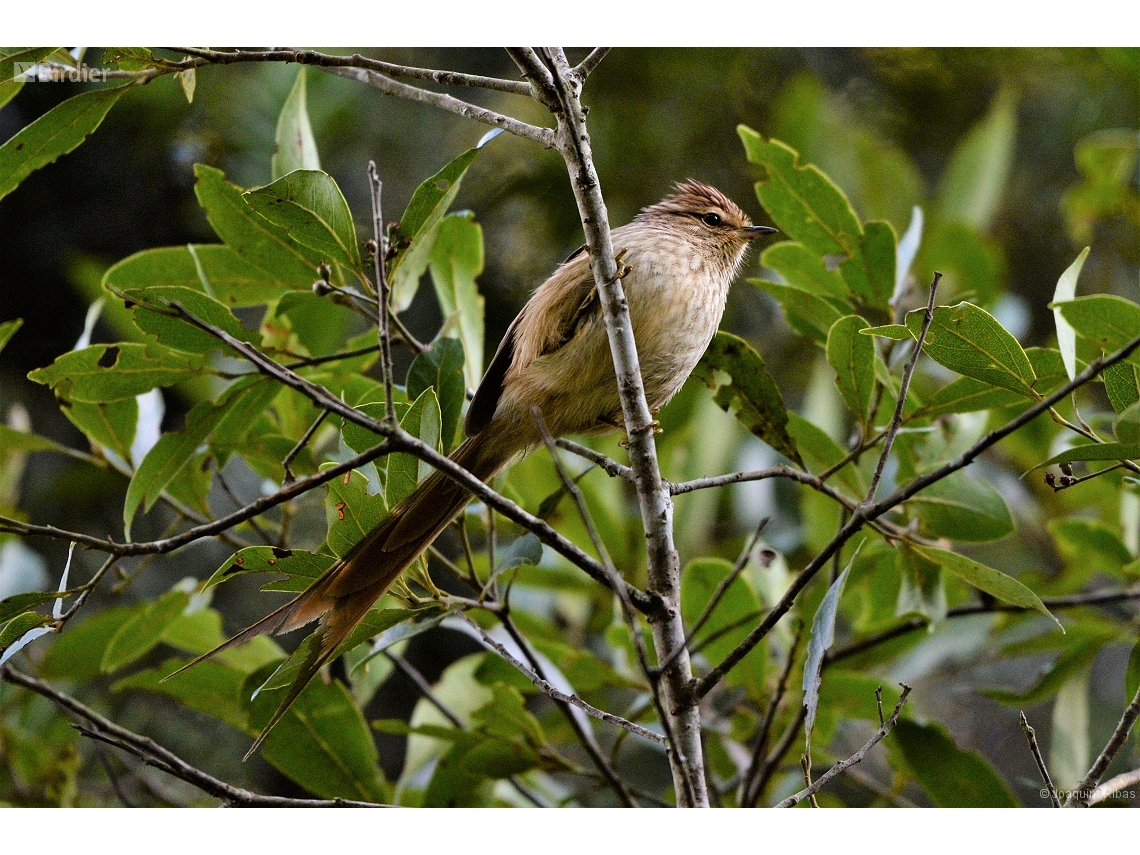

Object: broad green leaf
[1055,295,1140,361]
[123,377,277,538]
[1032,441,1140,471]
[911,377,1022,419]
[738,127,863,257]
[826,315,875,428]
[407,337,465,454]
[909,472,1015,543]
[1126,638,1140,705]
[340,399,409,456]
[0,425,72,456]
[386,388,442,506]
[104,245,283,308]
[1053,247,1090,380]
[206,546,335,593]
[896,544,947,625]
[692,331,802,465]
[0,318,22,355]
[786,412,865,496]
[682,558,767,698]
[272,67,320,181]
[914,222,1006,306]
[390,146,483,312]
[0,84,129,203]
[859,323,911,341]
[0,49,62,110]
[101,587,191,674]
[906,302,1037,398]
[62,399,137,463]
[102,48,155,71]
[0,590,69,624]
[244,170,361,273]
[760,241,848,299]
[429,212,486,391]
[1062,129,1140,242]
[750,279,845,344]
[838,220,896,314]
[268,290,355,357]
[40,603,148,681]
[325,468,387,559]
[892,719,1019,807]
[937,87,1017,231]
[250,671,388,803]
[987,630,1111,707]
[911,545,1059,627]
[121,285,252,356]
[194,164,322,289]
[1104,360,1140,414]
[1117,401,1140,443]
[115,658,249,731]
[28,343,201,403]
[1049,518,1133,578]
[803,548,855,738]
[0,611,52,651]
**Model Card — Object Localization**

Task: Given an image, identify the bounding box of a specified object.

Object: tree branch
[0,665,384,807]
[1020,711,1061,807]
[1066,682,1140,807]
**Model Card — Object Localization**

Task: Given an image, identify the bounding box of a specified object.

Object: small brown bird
[185,181,775,753]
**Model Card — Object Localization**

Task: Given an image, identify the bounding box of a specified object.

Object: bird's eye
[701,212,722,227]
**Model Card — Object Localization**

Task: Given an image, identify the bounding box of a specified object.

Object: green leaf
[1032,441,1140,471]
[123,377,277,538]
[682,558,766,698]
[385,388,442,506]
[407,337,465,454]
[251,672,388,803]
[206,546,335,593]
[0,611,52,652]
[0,49,62,110]
[908,472,1015,543]
[41,604,148,681]
[1104,360,1140,414]
[115,658,248,731]
[28,343,201,403]
[430,212,486,391]
[838,220,896,314]
[272,67,320,181]
[987,630,1111,707]
[0,590,65,624]
[760,241,848,299]
[1050,669,1090,790]
[175,68,195,104]
[910,545,1059,627]
[325,468,387,559]
[937,87,1017,231]
[390,146,483,312]
[803,549,855,737]
[0,318,22,355]
[100,587,192,674]
[102,48,155,72]
[0,84,130,203]
[1126,638,1140,705]
[1049,518,1133,579]
[911,377,1022,419]
[896,544,947,625]
[244,170,361,273]
[1117,401,1140,444]
[121,285,252,356]
[892,719,1019,807]
[1053,247,1090,380]
[750,279,846,344]
[786,412,865,496]
[859,323,911,341]
[1055,295,1140,361]
[906,302,1037,398]
[915,222,1006,306]
[826,315,875,428]
[61,399,136,465]
[104,245,283,308]
[692,331,802,465]
[738,127,863,257]
[194,164,321,289]
[0,425,73,456]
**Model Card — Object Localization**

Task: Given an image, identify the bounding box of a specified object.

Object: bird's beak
[743,225,779,240]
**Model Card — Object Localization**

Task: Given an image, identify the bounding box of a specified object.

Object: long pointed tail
[170,433,510,756]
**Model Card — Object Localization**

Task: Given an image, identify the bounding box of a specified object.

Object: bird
[175,180,776,755]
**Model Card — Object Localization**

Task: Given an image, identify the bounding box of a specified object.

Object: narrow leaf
[1053,247,1090,381]
[272,67,320,181]
[826,315,875,428]
[407,338,465,454]
[937,87,1017,231]
[802,546,858,738]
[429,212,486,391]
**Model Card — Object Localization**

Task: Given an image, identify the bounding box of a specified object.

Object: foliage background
[1,47,1139,806]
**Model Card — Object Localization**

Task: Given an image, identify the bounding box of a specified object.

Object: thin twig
[1065,682,1140,807]
[1,666,384,807]
[740,620,804,807]
[1020,711,1061,807]
[572,48,611,83]
[368,162,397,425]
[774,685,912,808]
[1088,767,1140,806]
[282,410,330,484]
[555,438,634,481]
[455,613,665,748]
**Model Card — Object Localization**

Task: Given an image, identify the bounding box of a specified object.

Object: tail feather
[169,434,511,755]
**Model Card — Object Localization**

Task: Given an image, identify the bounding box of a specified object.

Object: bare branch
[1088,767,1140,806]
[1,666,384,807]
[1020,711,1061,807]
[367,162,397,425]
[282,409,329,484]
[556,438,634,481]
[1066,682,1140,807]
[774,685,911,808]
[572,49,611,83]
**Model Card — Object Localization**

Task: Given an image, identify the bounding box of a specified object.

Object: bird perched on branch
[176,180,776,754]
